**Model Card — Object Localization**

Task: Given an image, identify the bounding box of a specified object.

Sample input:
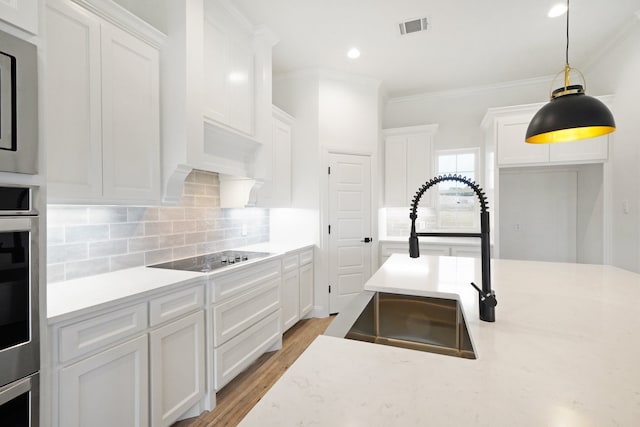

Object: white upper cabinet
[495,113,549,165]
[483,100,611,167]
[101,23,160,201]
[269,106,293,207]
[0,0,38,34]
[203,7,254,136]
[45,0,102,200]
[383,125,438,207]
[46,0,163,204]
[161,0,278,202]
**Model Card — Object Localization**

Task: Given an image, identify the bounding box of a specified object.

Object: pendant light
[525,0,615,144]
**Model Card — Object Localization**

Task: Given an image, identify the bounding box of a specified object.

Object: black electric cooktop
[148,250,273,273]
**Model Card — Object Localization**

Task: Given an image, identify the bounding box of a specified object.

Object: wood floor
[172,315,334,427]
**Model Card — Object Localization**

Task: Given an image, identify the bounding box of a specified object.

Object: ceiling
[232,0,640,97]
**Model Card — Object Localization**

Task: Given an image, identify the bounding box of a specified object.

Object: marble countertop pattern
[239,254,640,426]
[47,242,314,323]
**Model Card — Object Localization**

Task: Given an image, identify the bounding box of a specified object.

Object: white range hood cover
[218,174,264,208]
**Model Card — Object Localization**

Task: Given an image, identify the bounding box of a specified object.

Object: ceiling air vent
[399,17,429,35]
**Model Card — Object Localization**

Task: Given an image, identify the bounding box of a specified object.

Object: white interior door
[328,153,372,314]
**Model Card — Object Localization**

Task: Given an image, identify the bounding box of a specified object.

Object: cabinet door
[421,245,451,256]
[203,7,254,136]
[203,15,228,125]
[101,24,161,202]
[226,35,254,135]
[549,134,608,163]
[384,136,407,206]
[299,262,314,317]
[450,246,481,258]
[150,311,205,427]
[497,115,548,165]
[406,133,432,206]
[281,269,300,332]
[59,335,149,427]
[46,0,103,201]
[272,116,292,206]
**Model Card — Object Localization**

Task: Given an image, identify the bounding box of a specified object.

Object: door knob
[361,237,372,243]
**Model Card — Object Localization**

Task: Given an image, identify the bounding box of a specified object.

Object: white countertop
[239,254,640,426]
[47,242,314,323]
[379,236,482,245]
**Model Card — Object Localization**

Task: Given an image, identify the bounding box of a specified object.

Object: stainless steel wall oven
[0,185,39,426]
[0,373,38,427]
[0,29,38,174]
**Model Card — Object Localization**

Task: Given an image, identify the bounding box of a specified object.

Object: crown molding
[71,0,166,48]
[387,75,555,105]
[382,124,439,136]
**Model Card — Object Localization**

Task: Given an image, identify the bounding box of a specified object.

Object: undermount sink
[326,292,476,359]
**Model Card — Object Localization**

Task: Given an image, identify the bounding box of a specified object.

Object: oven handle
[0,375,32,406]
[0,217,34,232]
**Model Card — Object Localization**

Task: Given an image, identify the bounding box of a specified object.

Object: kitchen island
[239,254,640,426]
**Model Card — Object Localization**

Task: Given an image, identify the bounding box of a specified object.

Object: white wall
[273,72,320,211]
[587,17,640,272]
[577,164,604,264]
[273,70,381,317]
[319,74,380,152]
[384,79,552,153]
[499,168,578,263]
[499,164,603,264]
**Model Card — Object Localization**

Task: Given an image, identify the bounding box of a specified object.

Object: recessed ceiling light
[548,3,568,18]
[347,48,360,59]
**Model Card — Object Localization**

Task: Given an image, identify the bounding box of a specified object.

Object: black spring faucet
[409,175,497,322]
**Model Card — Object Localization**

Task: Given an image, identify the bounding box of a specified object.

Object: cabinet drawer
[213,310,281,390]
[149,285,204,327]
[282,254,299,273]
[299,249,313,266]
[213,279,280,347]
[210,260,281,303]
[58,303,147,363]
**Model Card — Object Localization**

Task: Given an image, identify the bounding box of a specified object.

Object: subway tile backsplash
[47,171,270,283]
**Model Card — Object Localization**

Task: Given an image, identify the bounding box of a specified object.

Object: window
[436,148,479,229]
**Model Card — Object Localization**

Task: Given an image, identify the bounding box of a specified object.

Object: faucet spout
[409,213,420,258]
[409,175,497,322]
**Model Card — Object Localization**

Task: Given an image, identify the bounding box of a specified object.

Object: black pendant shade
[525,0,616,144]
[525,85,616,144]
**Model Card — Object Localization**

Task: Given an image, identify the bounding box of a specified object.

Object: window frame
[434,147,481,230]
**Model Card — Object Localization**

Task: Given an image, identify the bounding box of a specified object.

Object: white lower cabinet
[280,248,314,333]
[299,262,314,316]
[212,279,280,347]
[150,311,205,427]
[209,260,283,392]
[450,246,482,258]
[59,335,149,427]
[213,310,281,390]
[281,254,300,331]
[53,285,206,427]
[281,268,300,331]
[379,241,482,266]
